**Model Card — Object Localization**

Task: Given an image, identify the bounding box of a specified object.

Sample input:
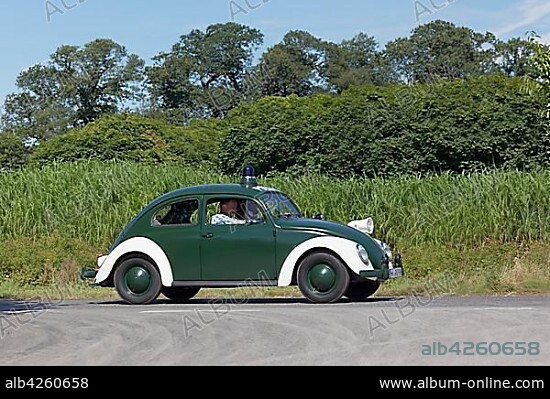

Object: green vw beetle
[82,167,403,304]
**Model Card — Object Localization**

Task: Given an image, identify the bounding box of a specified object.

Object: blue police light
[241,165,258,187]
[243,165,255,178]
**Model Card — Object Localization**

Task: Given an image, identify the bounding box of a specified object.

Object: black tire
[346,280,381,301]
[162,287,201,303]
[114,257,162,305]
[297,252,350,304]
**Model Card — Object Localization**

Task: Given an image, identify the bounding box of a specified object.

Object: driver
[211,199,247,225]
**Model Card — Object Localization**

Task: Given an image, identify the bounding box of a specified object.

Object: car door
[147,196,202,281]
[200,196,277,281]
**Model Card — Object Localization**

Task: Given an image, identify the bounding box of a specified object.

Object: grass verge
[1,239,548,301]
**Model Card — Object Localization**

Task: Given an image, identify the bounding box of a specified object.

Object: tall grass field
[1,162,549,298]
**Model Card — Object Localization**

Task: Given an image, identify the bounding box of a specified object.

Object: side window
[152,199,199,226]
[206,198,266,226]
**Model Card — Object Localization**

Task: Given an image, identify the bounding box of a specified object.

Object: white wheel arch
[277,236,374,287]
[95,237,174,287]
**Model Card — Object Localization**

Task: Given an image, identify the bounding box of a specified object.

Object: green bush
[0,132,28,171]
[0,236,97,286]
[220,76,550,177]
[30,114,225,166]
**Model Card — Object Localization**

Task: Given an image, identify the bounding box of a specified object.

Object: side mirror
[312,214,325,220]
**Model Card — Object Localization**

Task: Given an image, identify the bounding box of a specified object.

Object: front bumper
[391,253,404,278]
[359,253,404,281]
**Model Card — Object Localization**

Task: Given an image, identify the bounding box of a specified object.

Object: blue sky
[1,0,549,108]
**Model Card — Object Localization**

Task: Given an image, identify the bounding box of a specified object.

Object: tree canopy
[1,21,549,174]
[2,21,544,136]
[147,23,264,120]
[1,39,144,141]
[385,20,496,83]
[524,35,550,121]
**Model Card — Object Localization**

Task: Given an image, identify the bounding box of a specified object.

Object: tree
[148,55,196,110]
[2,67,74,140]
[524,34,550,121]
[251,30,330,97]
[250,43,316,97]
[326,33,395,91]
[385,20,496,83]
[493,38,534,77]
[148,23,264,119]
[147,54,198,125]
[1,39,144,141]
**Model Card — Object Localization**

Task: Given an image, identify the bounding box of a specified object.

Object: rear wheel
[114,257,162,305]
[297,252,350,304]
[162,287,201,303]
[346,280,381,301]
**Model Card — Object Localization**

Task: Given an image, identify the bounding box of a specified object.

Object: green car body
[84,171,403,304]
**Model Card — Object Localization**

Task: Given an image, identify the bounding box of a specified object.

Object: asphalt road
[0,296,548,366]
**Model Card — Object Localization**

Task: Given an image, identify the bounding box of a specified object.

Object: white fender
[95,237,174,287]
[278,237,374,287]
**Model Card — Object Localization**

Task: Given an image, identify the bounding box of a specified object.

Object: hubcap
[308,264,337,293]
[124,266,151,295]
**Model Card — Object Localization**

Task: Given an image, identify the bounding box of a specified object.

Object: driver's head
[220,199,239,216]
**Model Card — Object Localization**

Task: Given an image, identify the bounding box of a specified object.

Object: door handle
[202,233,214,239]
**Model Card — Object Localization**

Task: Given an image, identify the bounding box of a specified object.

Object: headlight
[384,244,393,259]
[378,241,393,258]
[379,242,393,268]
[356,244,371,265]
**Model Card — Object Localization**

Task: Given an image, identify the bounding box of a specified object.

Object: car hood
[277,218,385,265]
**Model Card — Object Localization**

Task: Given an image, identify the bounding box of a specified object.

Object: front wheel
[114,257,162,305]
[346,280,381,301]
[297,252,350,304]
[162,287,201,303]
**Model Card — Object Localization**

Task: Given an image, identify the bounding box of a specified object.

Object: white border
[277,236,374,287]
[94,237,174,287]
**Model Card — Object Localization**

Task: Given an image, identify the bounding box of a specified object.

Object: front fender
[95,237,174,287]
[277,237,374,287]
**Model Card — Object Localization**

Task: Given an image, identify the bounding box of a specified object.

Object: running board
[172,280,279,288]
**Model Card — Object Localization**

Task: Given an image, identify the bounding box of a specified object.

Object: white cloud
[495,0,550,36]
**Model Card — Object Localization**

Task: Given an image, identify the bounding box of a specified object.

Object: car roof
[146,184,283,210]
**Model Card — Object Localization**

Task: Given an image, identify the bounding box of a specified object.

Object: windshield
[259,192,302,219]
